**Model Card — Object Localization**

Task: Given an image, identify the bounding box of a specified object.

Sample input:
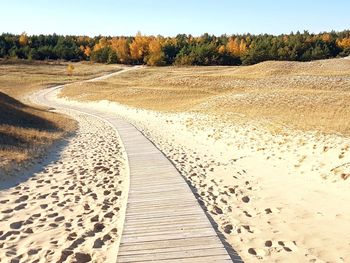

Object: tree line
[1,30,350,66]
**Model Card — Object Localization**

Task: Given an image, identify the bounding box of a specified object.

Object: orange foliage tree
[129,32,151,63]
[321,33,332,42]
[110,37,130,63]
[337,38,350,49]
[226,38,247,56]
[218,45,226,54]
[19,32,28,46]
[146,37,166,66]
[84,46,92,57]
[93,37,108,51]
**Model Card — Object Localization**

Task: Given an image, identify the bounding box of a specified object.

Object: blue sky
[0,0,349,36]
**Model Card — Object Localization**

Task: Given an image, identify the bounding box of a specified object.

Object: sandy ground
[0,109,127,263]
[52,95,350,263]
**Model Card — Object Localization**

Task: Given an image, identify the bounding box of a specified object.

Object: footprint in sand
[264,239,298,253]
[263,207,281,215]
[242,196,250,203]
[93,223,105,233]
[2,208,13,214]
[10,221,23,230]
[265,208,273,214]
[14,203,27,211]
[248,247,266,257]
[14,195,29,203]
[93,238,104,248]
[74,252,92,263]
[55,216,65,222]
[223,224,234,234]
[243,210,253,217]
[40,204,48,209]
[48,212,58,218]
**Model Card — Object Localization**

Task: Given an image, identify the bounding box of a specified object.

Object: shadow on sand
[0,133,73,191]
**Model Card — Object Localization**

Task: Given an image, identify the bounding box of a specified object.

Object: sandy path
[0,109,127,262]
[49,96,350,263]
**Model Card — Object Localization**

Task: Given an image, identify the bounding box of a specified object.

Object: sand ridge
[0,109,127,263]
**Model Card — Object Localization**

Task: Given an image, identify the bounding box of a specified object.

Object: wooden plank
[122,224,213,235]
[118,255,233,263]
[123,217,206,228]
[126,201,196,209]
[119,236,223,251]
[126,208,202,215]
[118,243,224,256]
[117,248,230,262]
[123,222,211,233]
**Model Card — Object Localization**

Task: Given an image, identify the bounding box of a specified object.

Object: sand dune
[2,61,349,262]
[52,94,350,262]
[0,109,127,262]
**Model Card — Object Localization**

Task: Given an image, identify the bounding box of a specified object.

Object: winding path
[34,69,236,262]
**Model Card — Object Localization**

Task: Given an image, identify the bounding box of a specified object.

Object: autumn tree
[337,37,350,56]
[110,37,130,63]
[91,37,112,63]
[84,46,91,58]
[146,38,166,66]
[218,45,226,54]
[19,32,28,46]
[337,37,350,49]
[239,39,247,54]
[320,33,332,43]
[129,32,151,63]
[67,64,74,76]
[226,37,247,56]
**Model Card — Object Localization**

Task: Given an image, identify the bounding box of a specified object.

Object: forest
[0,30,350,66]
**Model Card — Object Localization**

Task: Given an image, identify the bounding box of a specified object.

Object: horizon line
[1,29,350,38]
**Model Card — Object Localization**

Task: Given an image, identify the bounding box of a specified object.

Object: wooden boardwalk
[106,118,233,262]
[35,83,240,262]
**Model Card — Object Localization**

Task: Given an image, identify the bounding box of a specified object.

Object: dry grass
[62,58,350,136]
[0,60,122,173]
[0,91,76,172]
[0,59,122,99]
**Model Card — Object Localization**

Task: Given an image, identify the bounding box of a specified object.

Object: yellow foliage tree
[218,45,226,54]
[129,32,151,62]
[226,38,247,56]
[19,32,28,46]
[239,39,247,54]
[226,38,239,56]
[93,37,108,51]
[337,38,350,49]
[79,45,91,57]
[110,37,130,63]
[146,37,165,66]
[84,46,91,57]
[67,64,74,76]
[321,33,332,42]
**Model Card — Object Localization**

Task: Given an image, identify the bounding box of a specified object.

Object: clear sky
[1,0,349,36]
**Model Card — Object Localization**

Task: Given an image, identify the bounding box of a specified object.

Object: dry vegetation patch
[0,60,122,99]
[0,91,76,172]
[0,60,122,174]
[61,58,350,135]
